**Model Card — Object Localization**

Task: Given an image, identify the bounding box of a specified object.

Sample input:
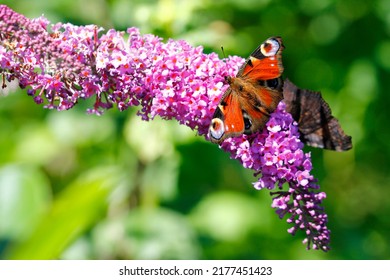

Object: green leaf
[122,208,200,259]
[0,164,51,240]
[6,166,123,259]
[189,191,270,241]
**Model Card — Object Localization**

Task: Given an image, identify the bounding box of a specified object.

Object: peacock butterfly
[209,37,285,143]
[208,37,352,151]
[283,79,352,151]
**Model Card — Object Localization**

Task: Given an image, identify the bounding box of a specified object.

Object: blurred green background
[1,0,389,260]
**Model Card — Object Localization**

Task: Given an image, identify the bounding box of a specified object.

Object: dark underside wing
[283,79,352,151]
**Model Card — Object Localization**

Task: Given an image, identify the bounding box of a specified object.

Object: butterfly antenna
[221,46,227,59]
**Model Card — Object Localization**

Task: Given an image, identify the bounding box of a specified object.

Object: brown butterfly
[283,79,352,151]
[209,37,285,143]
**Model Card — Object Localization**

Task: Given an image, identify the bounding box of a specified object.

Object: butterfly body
[209,37,285,143]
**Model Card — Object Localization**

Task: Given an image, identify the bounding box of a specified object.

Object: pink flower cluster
[0,5,329,251]
[220,103,330,251]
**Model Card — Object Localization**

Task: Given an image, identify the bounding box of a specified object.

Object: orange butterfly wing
[238,37,284,114]
[209,88,245,141]
[239,37,284,79]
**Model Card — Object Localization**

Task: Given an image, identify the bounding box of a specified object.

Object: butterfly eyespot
[266,78,279,89]
[210,118,225,141]
[261,38,280,57]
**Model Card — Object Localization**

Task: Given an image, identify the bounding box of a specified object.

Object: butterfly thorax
[226,75,282,111]
[226,76,259,99]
